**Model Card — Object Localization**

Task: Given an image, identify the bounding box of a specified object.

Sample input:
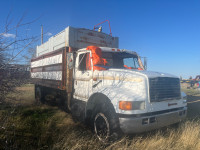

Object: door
[74,51,93,101]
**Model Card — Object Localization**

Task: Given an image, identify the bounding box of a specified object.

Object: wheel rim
[94,113,110,141]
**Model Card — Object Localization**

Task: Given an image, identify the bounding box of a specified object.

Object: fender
[88,85,148,115]
[85,92,115,123]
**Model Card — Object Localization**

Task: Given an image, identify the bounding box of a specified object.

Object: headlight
[119,101,132,110]
[119,101,145,110]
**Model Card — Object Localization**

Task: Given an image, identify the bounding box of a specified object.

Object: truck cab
[72,46,187,141]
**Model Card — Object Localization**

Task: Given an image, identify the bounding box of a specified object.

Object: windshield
[102,52,143,70]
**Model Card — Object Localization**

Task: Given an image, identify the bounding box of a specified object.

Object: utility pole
[41,25,43,44]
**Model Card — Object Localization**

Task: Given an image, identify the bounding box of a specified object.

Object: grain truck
[31,26,187,141]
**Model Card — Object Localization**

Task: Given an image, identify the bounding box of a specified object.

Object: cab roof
[78,47,138,55]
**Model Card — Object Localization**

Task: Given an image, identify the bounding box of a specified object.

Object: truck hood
[108,68,178,79]
[93,68,184,115]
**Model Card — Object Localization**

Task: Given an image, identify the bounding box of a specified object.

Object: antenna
[41,25,43,44]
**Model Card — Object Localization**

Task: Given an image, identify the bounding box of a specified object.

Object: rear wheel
[59,93,69,112]
[35,85,46,104]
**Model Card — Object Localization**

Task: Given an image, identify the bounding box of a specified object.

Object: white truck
[31,26,187,141]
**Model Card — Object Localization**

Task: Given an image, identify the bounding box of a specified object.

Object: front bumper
[118,107,187,134]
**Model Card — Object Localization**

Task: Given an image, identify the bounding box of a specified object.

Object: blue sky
[1,0,200,79]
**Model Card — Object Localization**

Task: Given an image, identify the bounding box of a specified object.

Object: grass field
[1,84,200,150]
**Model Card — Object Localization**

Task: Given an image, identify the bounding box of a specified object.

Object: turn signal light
[119,101,132,110]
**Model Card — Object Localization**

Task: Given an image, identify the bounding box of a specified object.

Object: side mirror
[141,57,147,70]
[67,53,74,69]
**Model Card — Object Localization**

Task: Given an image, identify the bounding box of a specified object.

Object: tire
[59,93,69,112]
[35,85,46,104]
[93,99,123,142]
[94,112,110,141]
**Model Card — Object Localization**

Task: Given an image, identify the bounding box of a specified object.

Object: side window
[78,53,91,71]
[123,57,139,68]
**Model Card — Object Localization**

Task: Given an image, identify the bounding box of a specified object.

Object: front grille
[149,77,181,102]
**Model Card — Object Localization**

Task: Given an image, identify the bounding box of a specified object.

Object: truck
[31,26,187,141]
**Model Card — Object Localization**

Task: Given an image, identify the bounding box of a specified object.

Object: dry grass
[104,121,200,150]
[1,84,200,150]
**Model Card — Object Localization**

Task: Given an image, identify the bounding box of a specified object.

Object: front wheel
[93,101,123,142]
[94,113,110,141]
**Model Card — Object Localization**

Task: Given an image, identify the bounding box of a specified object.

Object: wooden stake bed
[31,47,69,90]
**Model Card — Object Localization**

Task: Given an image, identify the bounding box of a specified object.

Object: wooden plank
[31,48,64,62]
[31,63,62,72]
